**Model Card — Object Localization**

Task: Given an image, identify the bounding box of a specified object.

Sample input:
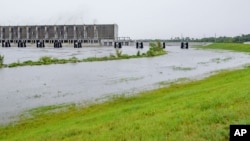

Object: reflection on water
[0,46,250,124]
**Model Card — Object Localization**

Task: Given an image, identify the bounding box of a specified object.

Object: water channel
[0,46,250,124]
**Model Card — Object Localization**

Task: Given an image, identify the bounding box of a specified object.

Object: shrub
[51,58,59,63]
[23,60,34,66]
[121,54,130,59]
[69,57,79,63]
[137,50,141,56]
[39,56,52,65]
[58,59,68,64]
[0,55,4,68]
[115,49,122,57]
[147,41,166,57]
[109,54,116,58]
[8,62,19,68]
[33,61,43,65]
[147,49,155,57]
[83,57,98,62]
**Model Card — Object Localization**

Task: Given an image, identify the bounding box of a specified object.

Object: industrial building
[0,24,132,47]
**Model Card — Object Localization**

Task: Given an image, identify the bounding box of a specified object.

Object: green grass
[199,43,250,52]
[1,66,250,141]
[0,55,4,68]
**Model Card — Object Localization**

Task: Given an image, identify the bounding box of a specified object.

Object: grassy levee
[1,66,250,141]
[1,43,249,140]
[200,43,250,52]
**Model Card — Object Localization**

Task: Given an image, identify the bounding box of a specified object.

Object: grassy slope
[1,67,250,141]
[1,43,250,141]
[202,43,250,52]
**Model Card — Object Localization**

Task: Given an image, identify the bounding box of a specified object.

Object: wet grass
[1,67,250,140]
[198,43,250,53]
[158,77,190,86]
[110,77,144,84]
[198,57,232,65]
[210,57,233,64]
[172,66,195,71]
[0,55,4,68]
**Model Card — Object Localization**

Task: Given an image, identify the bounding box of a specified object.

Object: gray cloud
[0,0,250,39]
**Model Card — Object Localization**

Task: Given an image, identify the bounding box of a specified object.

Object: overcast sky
[0,0,250,39]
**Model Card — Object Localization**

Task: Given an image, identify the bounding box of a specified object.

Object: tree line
[197,34,250,43]
[144,34,250,43]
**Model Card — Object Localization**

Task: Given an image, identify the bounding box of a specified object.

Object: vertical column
[30,27,33,41]
[64,26,67,39]
[2,27,5,41]
[114,24,118,41]
[36,26,39,40]
[18,27,21,39]
[73,26,76,39]
[83,26,87,39]
[58,27,61,40]
[0,27,2,40]
[26,27,29,39]
[94,25,98,39]
[54,26,58,39]
[9,27,12,40]
[45,26,48,39]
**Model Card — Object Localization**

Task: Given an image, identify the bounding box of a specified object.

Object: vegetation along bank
[0,43,249,140]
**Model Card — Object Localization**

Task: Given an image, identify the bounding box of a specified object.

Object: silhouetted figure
[114,42,117,48]
[136,42,139,49]
[2,41,5,47]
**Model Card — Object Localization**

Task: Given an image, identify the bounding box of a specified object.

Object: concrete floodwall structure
[0,24,118,47]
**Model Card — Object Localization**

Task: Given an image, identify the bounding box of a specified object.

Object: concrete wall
[0,24,118,42]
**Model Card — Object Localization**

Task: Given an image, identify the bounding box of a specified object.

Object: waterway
[0,46,250,124]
